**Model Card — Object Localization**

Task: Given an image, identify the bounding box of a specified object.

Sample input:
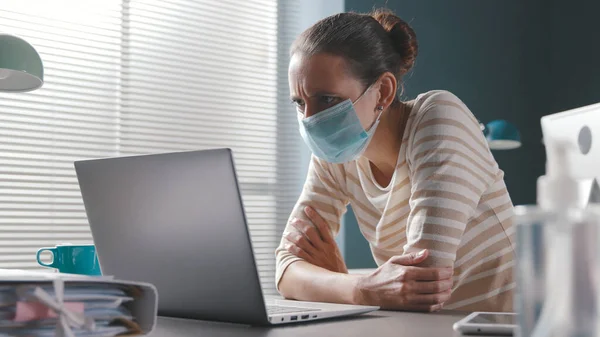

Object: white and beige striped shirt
[276,90,515,312]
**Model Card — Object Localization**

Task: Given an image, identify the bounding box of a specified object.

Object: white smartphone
[453,312,517,336]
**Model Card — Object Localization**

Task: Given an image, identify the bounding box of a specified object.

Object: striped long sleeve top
[275,90,516,312]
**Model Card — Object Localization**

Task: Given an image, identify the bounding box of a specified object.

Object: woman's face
[288,53,379,130]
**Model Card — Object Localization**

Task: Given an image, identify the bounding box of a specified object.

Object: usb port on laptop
[301,315,309,320]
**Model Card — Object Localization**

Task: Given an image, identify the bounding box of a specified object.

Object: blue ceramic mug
[36,244,102,276]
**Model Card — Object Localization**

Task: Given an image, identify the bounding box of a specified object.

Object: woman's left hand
[284,206,348,274]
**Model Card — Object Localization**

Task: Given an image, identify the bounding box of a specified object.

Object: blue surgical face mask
[298,86,382,163]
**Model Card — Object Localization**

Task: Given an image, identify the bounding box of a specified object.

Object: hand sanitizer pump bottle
[515,141,600,337]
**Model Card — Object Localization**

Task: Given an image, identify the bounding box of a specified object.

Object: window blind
[0,0,123,267]
[0,0,302,294]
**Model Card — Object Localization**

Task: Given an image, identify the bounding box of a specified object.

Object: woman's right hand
[353,249,454,312]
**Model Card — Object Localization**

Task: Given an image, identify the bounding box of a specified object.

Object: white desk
[148,310,481,337]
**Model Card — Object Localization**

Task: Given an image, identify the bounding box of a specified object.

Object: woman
[275,9,515,312]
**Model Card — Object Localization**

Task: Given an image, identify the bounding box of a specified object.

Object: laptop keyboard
[267,305,321,315]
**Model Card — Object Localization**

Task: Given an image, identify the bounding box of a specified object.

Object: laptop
[74,148,378,325]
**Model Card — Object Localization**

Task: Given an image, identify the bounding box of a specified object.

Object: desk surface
[149,310,471,337]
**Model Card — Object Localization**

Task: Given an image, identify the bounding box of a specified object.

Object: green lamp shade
[0,34,44,92]
[484,120,521,150]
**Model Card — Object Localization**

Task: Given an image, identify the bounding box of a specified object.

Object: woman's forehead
[288,53,360,94]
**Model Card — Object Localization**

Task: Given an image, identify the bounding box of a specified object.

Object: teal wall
[342,0,600,268]
[549,0,600,111]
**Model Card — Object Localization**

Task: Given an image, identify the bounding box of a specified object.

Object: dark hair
[291,9,418,99]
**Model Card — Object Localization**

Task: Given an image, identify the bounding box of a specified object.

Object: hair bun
[370,9,418,76]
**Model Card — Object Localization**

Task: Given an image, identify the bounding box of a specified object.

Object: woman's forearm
[278,261,362,304]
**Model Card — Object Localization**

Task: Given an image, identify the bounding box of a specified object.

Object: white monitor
[541,102,600,204]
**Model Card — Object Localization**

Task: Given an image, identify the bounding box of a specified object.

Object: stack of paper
[0,269,157,337]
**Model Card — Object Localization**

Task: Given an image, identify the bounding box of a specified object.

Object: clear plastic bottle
[515,141,600,337]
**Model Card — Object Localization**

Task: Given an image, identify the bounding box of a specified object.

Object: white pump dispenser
[528,140,596,337]
[537,141,582,210]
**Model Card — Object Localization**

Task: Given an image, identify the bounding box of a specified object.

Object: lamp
[0,34,44,92]
[481,120,521,150]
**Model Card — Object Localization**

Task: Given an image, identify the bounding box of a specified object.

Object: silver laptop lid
[75,148,269,325]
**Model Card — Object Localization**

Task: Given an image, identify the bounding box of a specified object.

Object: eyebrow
[290,91,340,101]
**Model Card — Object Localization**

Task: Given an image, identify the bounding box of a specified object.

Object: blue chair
[481,120,521,150]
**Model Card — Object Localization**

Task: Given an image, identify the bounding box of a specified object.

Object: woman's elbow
[277,266,300,300]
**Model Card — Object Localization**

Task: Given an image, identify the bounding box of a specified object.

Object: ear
[374,72,398,111]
